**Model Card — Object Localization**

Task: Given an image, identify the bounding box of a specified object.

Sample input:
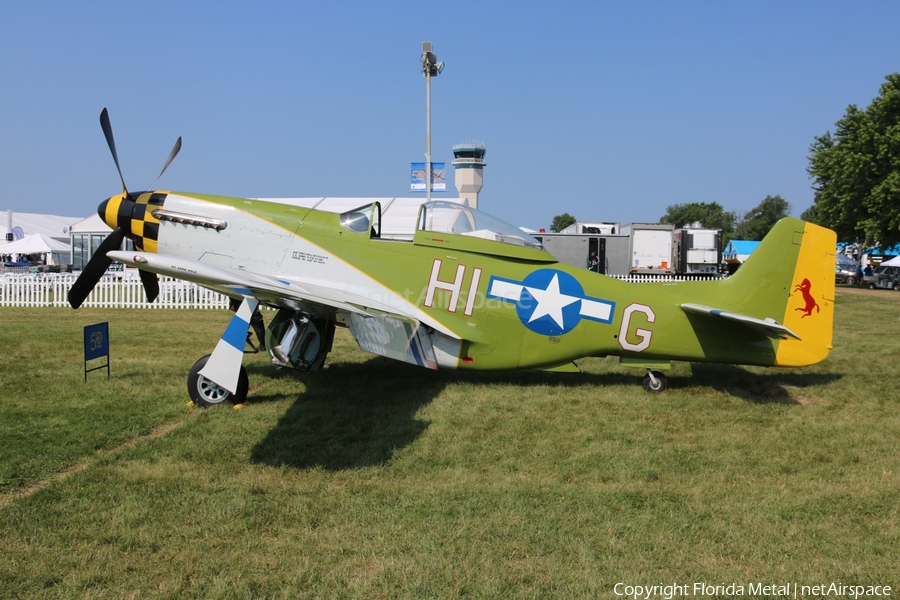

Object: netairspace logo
[613,582,893,599]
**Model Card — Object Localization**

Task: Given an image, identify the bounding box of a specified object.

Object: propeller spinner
[68,109,181,309]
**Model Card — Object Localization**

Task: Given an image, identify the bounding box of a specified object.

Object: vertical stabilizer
[775,222,836,366]
[724,218,836,367]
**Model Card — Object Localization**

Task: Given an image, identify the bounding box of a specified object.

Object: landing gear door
[346,313,438,370]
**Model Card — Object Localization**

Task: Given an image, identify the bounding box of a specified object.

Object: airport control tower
[452,142,487,209]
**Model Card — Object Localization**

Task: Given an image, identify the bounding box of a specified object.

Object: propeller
[68,228,125,309]
[100,107,128,195]
[138,268,160,304]
[68,109,179,309]
[151,136,182,190]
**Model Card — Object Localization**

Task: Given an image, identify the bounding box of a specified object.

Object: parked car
[835,256,862,285]
[835,264,861,285]
[864,265,900,290]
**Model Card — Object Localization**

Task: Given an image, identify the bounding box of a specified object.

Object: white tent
[881,255,900,267]
[1,210,81,243]
[1,232,71,264]
[69,212,113,235]
[1,233,70,254]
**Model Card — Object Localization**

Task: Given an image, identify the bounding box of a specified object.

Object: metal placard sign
[84,322,110,381]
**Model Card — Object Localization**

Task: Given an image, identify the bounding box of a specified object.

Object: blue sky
[2,1,898,230]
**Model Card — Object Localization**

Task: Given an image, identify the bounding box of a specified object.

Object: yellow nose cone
[98,193,127,230]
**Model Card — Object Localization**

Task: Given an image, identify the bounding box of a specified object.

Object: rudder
[775,221,835,366]
[724,218,836,367]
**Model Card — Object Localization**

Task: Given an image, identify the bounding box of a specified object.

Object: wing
[680,303,800,341]
[107,251,462,370]
[107,250,369,314]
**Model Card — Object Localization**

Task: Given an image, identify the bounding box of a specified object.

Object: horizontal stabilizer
[681,303,800,341]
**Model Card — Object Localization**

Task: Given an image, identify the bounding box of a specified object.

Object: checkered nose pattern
[98,192,168,253]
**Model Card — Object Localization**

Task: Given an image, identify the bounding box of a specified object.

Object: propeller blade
[68,228,126,309]
[149,136,182,190]
[100,108,128,195]
[139,268,160,303]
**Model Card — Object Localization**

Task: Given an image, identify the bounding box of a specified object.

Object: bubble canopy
[418,201,543,250]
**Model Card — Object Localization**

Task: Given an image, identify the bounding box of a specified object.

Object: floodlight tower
[452,141,487,209]
[421,42,444,202]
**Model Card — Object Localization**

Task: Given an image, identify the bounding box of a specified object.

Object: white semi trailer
[674,227,722,276]
[620,223,675,275]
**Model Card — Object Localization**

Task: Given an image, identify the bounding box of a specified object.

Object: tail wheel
[642,370,668,393]
[187,354,248,407]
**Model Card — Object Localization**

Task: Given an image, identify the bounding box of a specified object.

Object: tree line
[552,196,789,245]
[551,73,899,246]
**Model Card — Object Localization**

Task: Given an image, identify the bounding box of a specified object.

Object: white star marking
[524,273,580,328]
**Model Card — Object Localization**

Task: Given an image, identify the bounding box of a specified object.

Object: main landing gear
[187,354,249,408]
[642,369,668,393]
[186,307,335,408]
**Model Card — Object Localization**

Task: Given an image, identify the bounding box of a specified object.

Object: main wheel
[846,276,857,286]
[642,370,668,393]
[869,283,877,290]
[187,354,248,407]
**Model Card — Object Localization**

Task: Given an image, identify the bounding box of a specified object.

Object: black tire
[187,354,248,407]
[641,371,668,393]
[893,282,900,292]
[845,276,856,286]
[869,283,877,290]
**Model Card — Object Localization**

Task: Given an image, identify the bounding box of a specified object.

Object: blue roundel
[515,269,585,336]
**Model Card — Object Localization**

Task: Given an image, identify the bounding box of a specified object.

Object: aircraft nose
[97,193,128,231]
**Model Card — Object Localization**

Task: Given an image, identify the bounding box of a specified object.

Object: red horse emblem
[794,278,819,318]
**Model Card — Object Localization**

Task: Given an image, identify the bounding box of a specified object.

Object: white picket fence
[0,272,229,309]
[609,273,717,284]
[0,271,717,309]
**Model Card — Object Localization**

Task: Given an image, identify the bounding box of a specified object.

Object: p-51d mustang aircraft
[70,109,836,406]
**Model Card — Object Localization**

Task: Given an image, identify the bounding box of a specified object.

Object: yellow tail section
[775,222,836,367]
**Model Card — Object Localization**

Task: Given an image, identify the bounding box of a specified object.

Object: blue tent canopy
[723,240,760,261]
[865,244,900,255]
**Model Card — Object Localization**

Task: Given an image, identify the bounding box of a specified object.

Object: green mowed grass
[1,289,898,598]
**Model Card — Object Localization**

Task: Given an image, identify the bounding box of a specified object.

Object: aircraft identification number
[424,259,482,316]
[618,303,655,352]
